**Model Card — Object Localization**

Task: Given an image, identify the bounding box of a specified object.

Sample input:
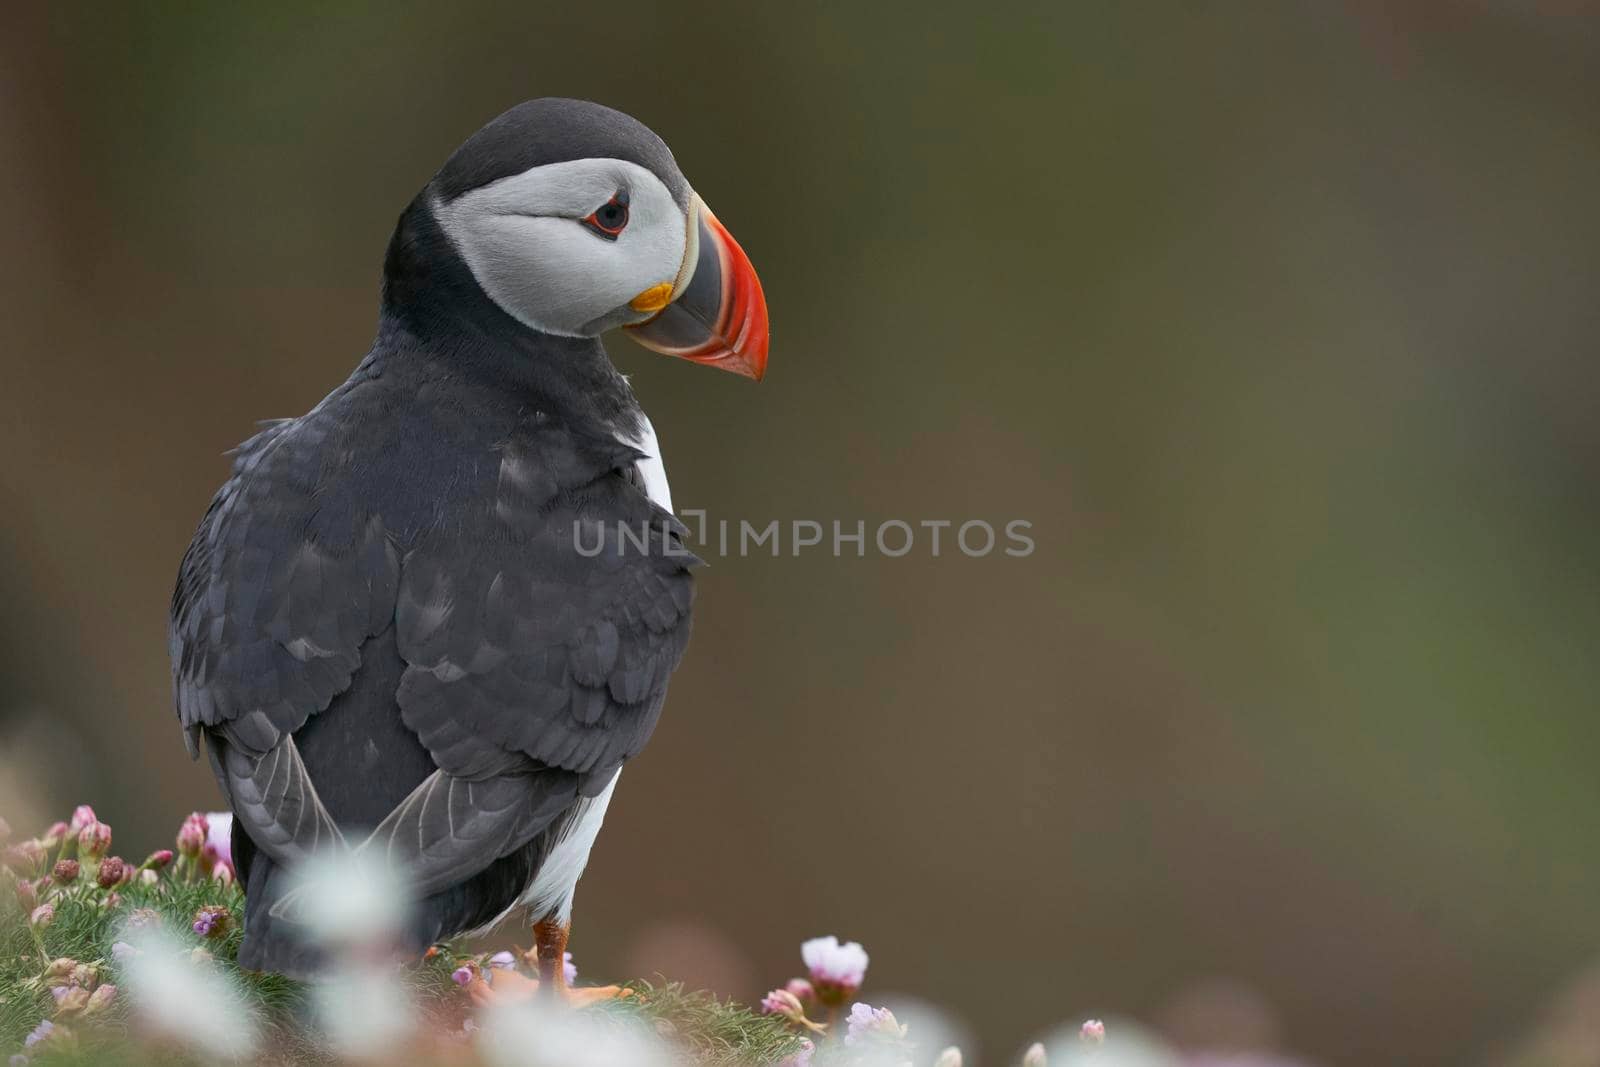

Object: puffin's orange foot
[466,969,631,1009]
[562,984,632,1007]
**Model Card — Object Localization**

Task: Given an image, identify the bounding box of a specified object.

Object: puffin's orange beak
[625,198,769,381]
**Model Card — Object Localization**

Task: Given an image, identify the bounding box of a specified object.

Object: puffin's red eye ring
[580,193,629,241]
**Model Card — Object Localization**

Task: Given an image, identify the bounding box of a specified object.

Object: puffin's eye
[580,193,629,241]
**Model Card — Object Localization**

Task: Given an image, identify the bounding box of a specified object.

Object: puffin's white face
[435,158,696,337]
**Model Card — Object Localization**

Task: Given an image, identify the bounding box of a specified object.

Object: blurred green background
[3,3,1598,1064]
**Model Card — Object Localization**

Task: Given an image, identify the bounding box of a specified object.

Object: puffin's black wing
[173,391,696,904]
[170,401,399,863]
[364,417,697,894]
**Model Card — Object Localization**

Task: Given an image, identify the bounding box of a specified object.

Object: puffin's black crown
[432,97,689,206]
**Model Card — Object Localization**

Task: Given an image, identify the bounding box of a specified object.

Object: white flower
[800,935,869,993]
[282,850,407,947]
[313,962,416,1059]
[119,925,259,1059]
[845,1003,907,1046]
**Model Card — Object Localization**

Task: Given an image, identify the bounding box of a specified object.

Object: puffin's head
[427,98,769,380]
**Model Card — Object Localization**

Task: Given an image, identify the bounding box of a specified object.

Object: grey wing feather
[209,734,346,866]
[352,769,579,897]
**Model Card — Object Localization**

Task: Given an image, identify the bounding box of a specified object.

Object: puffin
[168,98,768,984]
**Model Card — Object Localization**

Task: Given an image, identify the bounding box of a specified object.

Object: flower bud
[82,984,117,1015]
[176,818,206,859]
[16,878,37,911]
[4,840,46,873]
[143,849,174,870]
[77,822,110,859]
[785,978,816,1003]
[761,989,808,1023]
[69,963,95,989]
[126,907,162,930]
[139,869,158,887]
[68,806,97,833]
[1022,1042,1048,1067]
[45,958,77,981]
[451,965,475,986]
[29,903,55,929]
[1079,1019,1105,1045]
[96,857,127,889]
[84,984,117,1014]
[210,862,234,888]
[40,822,69,850]
[52,860,79,885]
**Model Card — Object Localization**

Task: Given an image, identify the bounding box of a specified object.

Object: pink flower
[40,822,69,850]
[97,857,127,888]
[84,984,117,1014]
[176,814,207,859]
[801,936,869,1002]
[111,941,138,964]
[5,841,46,874]
[1022,1043,1048,1067]
[1080,1019,1105,1044]
[143,849,174,870]
[204,812,232,863]
[199,812,233,877]
[451,965,474,986]
[486,951,516,969]
[29,904,54,929]
[51,860,79,885]
[761,989,807,1022]
[77,822,111,859]
[785,977,815,1003]
[563,951,578,986]
[68,806,97,833]
[844,1002,907,1046]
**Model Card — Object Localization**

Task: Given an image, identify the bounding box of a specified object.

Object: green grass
[1,859,803,1065]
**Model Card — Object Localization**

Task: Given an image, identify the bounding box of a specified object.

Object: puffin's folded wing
[170,412,400,863]
[171,416,400,752]
[395,425,697,791]
[352,768,580,898]
[211,733,347,865]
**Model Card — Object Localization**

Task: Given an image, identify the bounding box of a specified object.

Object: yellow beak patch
[628,282,675,314]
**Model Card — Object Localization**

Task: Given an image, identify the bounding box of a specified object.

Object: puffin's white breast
[625,414,673,511]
